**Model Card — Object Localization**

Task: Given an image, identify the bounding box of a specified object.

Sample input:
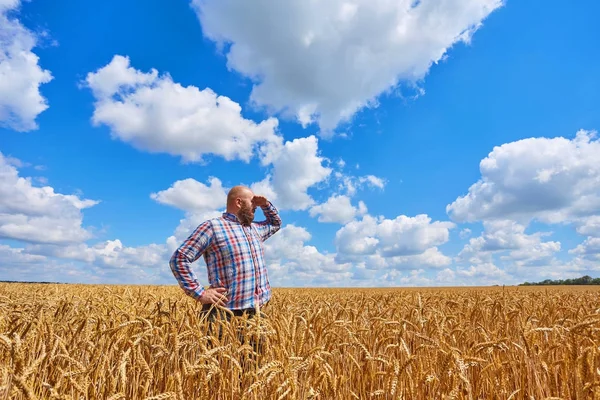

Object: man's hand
[252,195,269,208]
[199,287,228,306]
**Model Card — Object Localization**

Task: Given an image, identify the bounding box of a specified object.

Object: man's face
[237,192,256,226]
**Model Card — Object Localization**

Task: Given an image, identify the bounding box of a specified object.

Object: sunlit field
[0,284,599,399]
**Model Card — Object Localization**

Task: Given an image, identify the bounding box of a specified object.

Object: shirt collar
[223,212,240,222]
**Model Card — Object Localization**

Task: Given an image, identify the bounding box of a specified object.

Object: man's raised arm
[253,197,282,241]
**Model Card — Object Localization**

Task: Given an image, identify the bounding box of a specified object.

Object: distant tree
[518,275,599,286]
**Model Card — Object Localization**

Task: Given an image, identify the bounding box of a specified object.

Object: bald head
[226,185,254,213]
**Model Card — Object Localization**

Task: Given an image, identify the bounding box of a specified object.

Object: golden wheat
[0,284,599,399]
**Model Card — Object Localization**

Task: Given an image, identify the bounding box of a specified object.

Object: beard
[237,203,255,226]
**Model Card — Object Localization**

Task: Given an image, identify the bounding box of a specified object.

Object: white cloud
[335,172,386,196]
[0,152,98,244]
[0,243,46,266]
[84,55,280,163]
[445,129,600,281]
[576,215,600,237]
[12,241,175,284]
[3,155,27,168]
[309,194,367,224]
[436,268,457,283]
[447,130,600,225]
[436,263,513,286]
[457,220,560,267]
[359,175,385,189]
[253,135,331,210]
[502,241,561,267]
[377,268,434,286]
[569,237,600,262]
[193,0,502,133]
[83,240,168,270]
[397,270,433,286]
[337,214,454,257]
[396,247,452,268]
[459,228,472,239]
[455,263,510,280]
[356,247,452,270]
[250,176,279,204]
[26,239,169,270]
[3,239,169,285]
[150,177,227,213]
[0,248,87,283]
[264,224,312,262]
[335,213,454,268]
[264,224,353,286]
[0,151,174,281]
[0,0,53,131]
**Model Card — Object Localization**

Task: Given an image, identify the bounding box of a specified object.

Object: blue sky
[1,0,599,286]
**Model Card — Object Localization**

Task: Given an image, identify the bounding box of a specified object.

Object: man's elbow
[271,216,282,231]
[273,212,282,226]
[168,249,180,268]
[272,220,283,235]
[169,249,190,274]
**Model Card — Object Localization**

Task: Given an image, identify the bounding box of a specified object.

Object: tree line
[520,275,600,286]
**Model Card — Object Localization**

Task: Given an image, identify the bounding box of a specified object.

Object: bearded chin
[238,210,254,226]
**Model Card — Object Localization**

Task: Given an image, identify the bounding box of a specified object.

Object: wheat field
[0,284,599,399]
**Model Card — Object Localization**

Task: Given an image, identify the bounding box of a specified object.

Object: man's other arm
[169,220,213,300]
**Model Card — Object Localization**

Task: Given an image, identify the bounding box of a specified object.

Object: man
[169,185,282,324]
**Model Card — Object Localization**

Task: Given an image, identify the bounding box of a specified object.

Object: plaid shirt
[169,202,282,310]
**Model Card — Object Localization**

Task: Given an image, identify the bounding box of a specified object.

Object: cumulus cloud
[359,175,386,189]
[335,213,454,268]
[150,177,227,213]
[27,240,169,270]
[0,152,98,244]
[0,0,53,131]
[84,55,280,163]
[335,172,387,196]
[193,0,503,133]
[250,176,279,204]
[0,243,46,266]
[309,194,367,224]
[569,237,600,262]
[447,130,600,225]
[575,216,600,238]
[456,263,510,280]
[0,247,89,283]
[0,150,173,281]
[457,220,560,267]
[444,129,600,281]
[252,135,332,210]
[264,224,353,286]
[436,263,512,286]
[502,241,561,268]
[354,247,453,270]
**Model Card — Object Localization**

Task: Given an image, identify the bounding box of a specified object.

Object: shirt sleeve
[169,220,213,300]
[253,201,282,241]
